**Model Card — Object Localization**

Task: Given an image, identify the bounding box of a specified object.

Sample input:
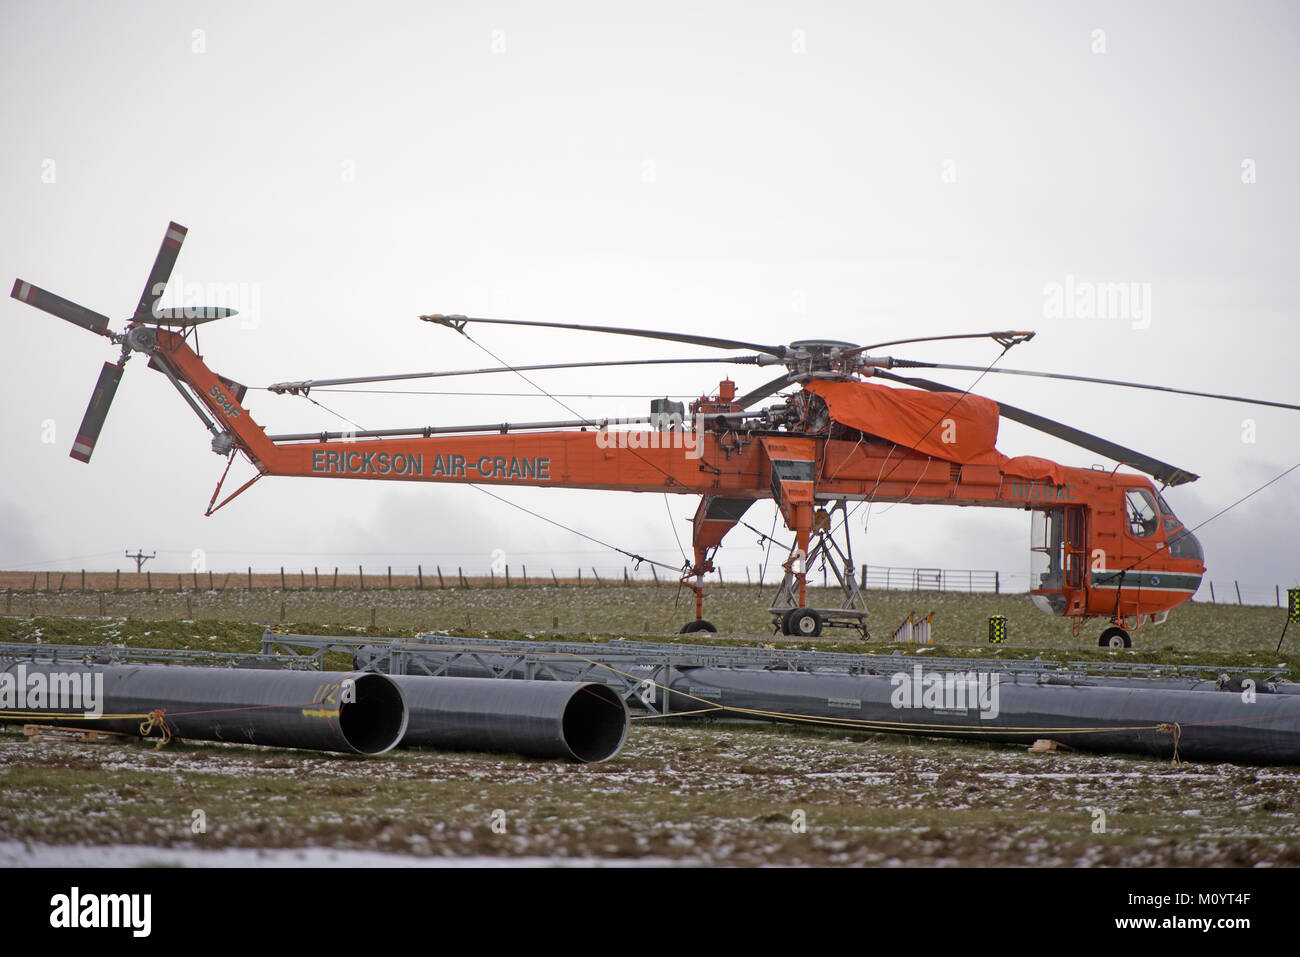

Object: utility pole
[125,549,156,573]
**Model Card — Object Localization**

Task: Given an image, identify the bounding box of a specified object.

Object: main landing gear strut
[677,498,870,640]
[768,502,869,639]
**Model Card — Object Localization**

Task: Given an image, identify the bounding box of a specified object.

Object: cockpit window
[1168,527,1204,561]
[1156,493,1175,516]
[1126,489,1159,538]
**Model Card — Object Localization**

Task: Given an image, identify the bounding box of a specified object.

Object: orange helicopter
[12,222,1296,646]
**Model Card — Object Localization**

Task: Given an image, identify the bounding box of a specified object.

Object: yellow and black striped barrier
[989,615,1007,644]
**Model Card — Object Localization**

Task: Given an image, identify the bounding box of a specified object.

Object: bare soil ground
[4,721,1298,866]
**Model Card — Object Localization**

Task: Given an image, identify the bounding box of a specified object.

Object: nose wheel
[1099,626,1132,649]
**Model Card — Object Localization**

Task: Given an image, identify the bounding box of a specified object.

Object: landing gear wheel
[680,619,717,634]
[787,609,823,638]
[1099,627,1132,649]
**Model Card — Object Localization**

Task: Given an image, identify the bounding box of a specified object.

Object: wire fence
[1,566,1294,610]
[859,565,1002,593]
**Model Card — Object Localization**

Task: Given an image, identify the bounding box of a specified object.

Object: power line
[466,484,682,573]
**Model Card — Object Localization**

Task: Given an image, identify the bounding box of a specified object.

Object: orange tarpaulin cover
[808,380,1004,464]
[806,380,1066,485]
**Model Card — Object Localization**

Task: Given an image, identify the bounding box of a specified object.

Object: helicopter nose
[1167,525,1204,564]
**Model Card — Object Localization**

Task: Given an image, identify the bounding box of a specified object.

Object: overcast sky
[1,1,1296,605]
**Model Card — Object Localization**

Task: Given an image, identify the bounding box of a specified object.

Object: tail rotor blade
[10,279,112,336]
[133,222,187,320]
[70,362,124,463]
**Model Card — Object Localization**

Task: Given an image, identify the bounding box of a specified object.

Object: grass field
[2,585,1298,867]
[0,581,1292,661]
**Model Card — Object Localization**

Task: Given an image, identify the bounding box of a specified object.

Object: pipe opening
[562,683,629,762]
[338,673,408,755]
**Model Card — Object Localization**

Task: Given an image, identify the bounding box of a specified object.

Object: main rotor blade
[845,331,1035,356]
[147,306,239,326]
[872,369,1199,486]
[10,280,112,336]
[892,361,1300,412]
[268,356,762,394]
[735,372,800,409]
[133,222,187,320]
[70,362,124,463]
[422,314,788,358]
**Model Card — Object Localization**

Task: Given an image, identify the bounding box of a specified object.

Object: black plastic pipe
[366,646,1300,765]
[663,666,1300,765]
[391,675,628,762]
[0,662,408,755]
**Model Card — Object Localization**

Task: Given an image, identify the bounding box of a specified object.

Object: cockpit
[1029,486,1204,617]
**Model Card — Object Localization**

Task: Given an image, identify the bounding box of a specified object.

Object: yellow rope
[1158,722,1183,764]
[137,709,171,748]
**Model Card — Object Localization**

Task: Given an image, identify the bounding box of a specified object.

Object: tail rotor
[11,220,236,463]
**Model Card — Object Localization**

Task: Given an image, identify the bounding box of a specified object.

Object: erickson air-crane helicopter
[12,222,1299,647]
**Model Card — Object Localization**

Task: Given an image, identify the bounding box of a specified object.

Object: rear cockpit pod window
[1125,488,1159,538]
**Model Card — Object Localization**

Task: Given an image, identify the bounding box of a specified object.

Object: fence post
[506,566,511,588]
[333,567,338,590]
[280,567,286,590]
[359,565,364,590]
[577,568,582,586]
[81,569,86,591]
[1209,581,1215,603]
[1235,581,1242,605]
[147,572,152,593]
[591,568,601,586]
[115,570,120,592]
[314,567,319,589]
[387,566,392,589]
[522,565,528,586]
[176,574,182,592]
[651,565,659,584]
[995,570,1000,594]
[248,567,253,591]
[552,569,559,586]
[458,566,466,587]
[437,565,445,589]
[418,565,423,590]
[209,571,214,591]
